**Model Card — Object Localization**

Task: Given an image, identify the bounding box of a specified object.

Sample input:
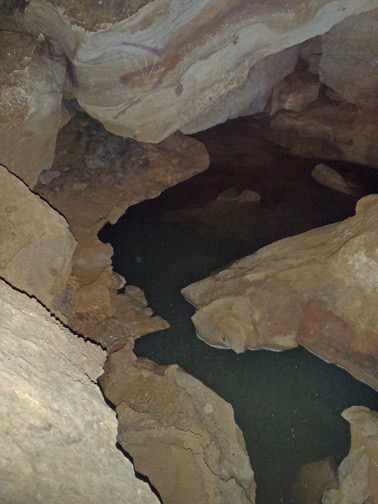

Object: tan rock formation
[0,164,76,311]
[4,0,377,141]
[320,9,378,109]
[311,163,367,196]
[35,115,209,348]
[0,32,66,187]
[100,342,256,504]
[0,279,159,504]
[265,97,378,167]
[182,195,378,390]
[323,406,378,504]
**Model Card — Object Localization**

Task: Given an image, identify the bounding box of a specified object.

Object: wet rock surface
[0,32,66,187]
[100,342,256,504]
[182,195,378,390]
[35,114,209,348]
[0,164,76,311]
[0,279,159,504]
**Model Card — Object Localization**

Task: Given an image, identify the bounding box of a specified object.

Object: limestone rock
[182,195,378,390]
[0,164,76,311]
[265,97,378,167]
[320,9,378,109]
[35,115,209,347]
[0,32,66,187]
[100,343,256,504]
[311,163,367,196]
[0,279,159,504]
[6,0,378,141]
[323,406,378,504]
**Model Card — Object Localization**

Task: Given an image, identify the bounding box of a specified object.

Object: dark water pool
[100,162,378,503]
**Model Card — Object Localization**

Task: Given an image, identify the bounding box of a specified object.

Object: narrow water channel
[100,147,378,503]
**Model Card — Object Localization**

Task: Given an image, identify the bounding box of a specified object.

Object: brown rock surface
[320,9,378,109]
[35,115,209,348]
[4,0,377,141]
[100,342,256,504]
[182,195,378,390]
[323,406,378,504]
[0,164,76,311]
[265,96,378,167]
[0,32,66,187]
[311,163,367,196]
[0,278,159,504]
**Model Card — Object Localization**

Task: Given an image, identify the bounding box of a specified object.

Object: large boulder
[3,0,377,141]
[100,342,256,504]
[0,32,66,187]
[0,279,159,504]
[182,195,378,390]
[0,164,76,311]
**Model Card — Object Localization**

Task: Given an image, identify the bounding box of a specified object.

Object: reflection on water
[100,161,378,504]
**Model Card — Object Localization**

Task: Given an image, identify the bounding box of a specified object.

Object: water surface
[100,161,378,503]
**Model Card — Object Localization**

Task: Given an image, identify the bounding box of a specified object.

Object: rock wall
[2,0,377,142]
[182,195,378,390]
[0,32,66,187]
[0,164,76,311]
[0,279,159,504]
[100,342,256,504]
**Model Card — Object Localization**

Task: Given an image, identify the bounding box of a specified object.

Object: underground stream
[99,148,378,504]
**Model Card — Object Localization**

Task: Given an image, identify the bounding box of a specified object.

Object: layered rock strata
[2,0,377,141]
[0,164,76,311]
[0,31,66,187]
[35,115,209,348]
[100,342,256,504]
[0,279,159,504]
[182,195,378,390]
[323,406,378,504]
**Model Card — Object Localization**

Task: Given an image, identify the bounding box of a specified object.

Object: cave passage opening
[99,117,378,504]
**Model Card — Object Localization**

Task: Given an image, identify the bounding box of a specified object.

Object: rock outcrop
[0,279,159,504]
[100,342,256,504]
[0,164,76,311]
[2,0,377,142]
[0,32,66,187]
[182,195,378,390]
[264,9,378,167]
[323,406,378,504]
[35,115,209,348]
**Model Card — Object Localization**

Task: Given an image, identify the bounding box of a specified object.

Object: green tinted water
[100,166,378,504]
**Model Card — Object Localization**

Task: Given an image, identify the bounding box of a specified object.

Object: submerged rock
[0,164,76,311]
[311,163,367,196]
[0,279,159,504]
[182,195,378,390]
[323,406,378,504]
[289,457,337,504]
[100,343,256,504]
